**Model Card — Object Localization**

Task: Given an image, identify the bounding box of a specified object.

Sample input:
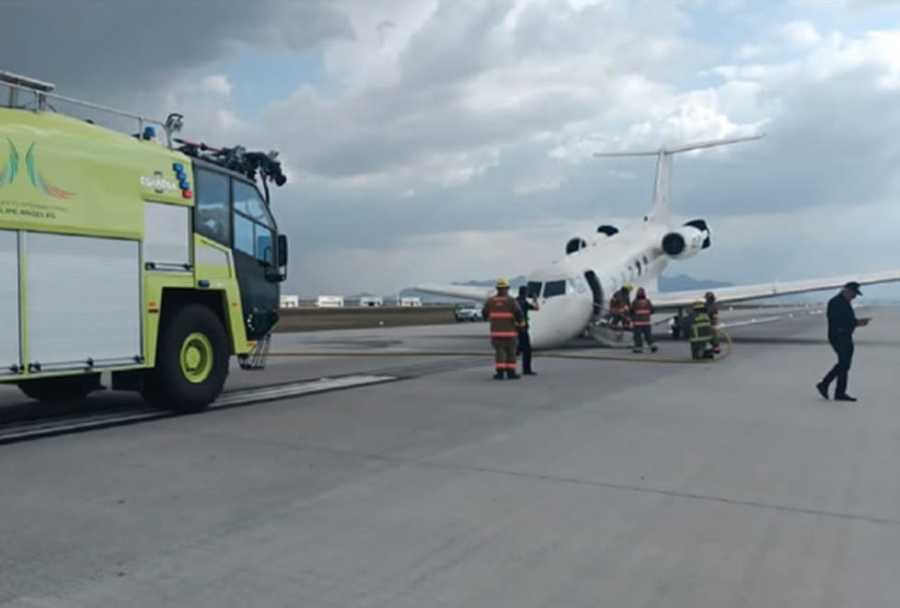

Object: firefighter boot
[493,371,505,380]
[506,369,521,380]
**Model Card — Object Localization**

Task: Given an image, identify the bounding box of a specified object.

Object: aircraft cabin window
[636,261,642,275]
[527,281,543,298]
[543,280,567,298]
[643,255,649,265]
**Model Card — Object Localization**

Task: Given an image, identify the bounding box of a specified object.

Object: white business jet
[416,135,900,348]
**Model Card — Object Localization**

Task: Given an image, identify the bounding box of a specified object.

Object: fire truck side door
[231,178,280,339]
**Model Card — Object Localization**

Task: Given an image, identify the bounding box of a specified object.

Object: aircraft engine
[566,237,588,255]
[660,222,710,260]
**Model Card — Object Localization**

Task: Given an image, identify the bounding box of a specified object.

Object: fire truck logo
[24,143,76,200]
[140,171,178,195]
[0,138,18,188]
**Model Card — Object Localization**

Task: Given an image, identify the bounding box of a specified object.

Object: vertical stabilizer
[594,134,763,224]
[650,152,672,224]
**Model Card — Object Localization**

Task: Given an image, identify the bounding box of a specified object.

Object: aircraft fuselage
[526,221,676,349]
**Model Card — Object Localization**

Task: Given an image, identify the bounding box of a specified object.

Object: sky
[4,0,900,297]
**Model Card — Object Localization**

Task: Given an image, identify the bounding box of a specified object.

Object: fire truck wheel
[18,373,101,404]
[143,304,229,412]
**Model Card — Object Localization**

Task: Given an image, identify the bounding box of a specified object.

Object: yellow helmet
[623,283,634,291]
[496,277,510,288]
[693,300,706,311]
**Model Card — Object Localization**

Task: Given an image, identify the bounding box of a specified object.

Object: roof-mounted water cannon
[174,138,287,204]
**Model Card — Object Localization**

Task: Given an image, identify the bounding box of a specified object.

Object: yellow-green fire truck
[0,72,288,411]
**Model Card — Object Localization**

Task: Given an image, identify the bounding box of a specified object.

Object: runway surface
[1,307,899,607]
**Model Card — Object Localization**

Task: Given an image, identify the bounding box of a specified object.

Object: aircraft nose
[528,295,593,349]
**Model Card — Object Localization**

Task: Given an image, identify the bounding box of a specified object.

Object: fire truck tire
[18,373,101,404]
[143,304,229,412]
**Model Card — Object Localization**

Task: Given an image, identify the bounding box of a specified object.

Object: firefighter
[621,284,633,310]
[688,300,714,360]
[705,291,721,354]
[631,287,657,353]
[482,278,524,380]
[516,285,539,376]
[608,292,629,330]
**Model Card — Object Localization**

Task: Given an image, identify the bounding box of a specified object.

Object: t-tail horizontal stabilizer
[593,133,764,224]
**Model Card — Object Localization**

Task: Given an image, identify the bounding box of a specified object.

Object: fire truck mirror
[277,234,288,268]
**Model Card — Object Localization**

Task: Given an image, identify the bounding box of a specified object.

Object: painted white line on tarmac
[1,375,397,444]
[0,411,165,443]
[213,375,397,408]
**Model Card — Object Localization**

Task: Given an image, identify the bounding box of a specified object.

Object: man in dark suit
[816,282,870,402]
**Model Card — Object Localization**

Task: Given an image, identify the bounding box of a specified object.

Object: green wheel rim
[179,332,214,384]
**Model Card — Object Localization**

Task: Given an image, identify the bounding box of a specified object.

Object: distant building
[280,295,300,309]
[399,297,422,307]
[316,295,345,308]
[359,296,383,307]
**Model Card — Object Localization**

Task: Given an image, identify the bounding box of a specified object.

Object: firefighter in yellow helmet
[482,277,525,379]
[689,300,715,360]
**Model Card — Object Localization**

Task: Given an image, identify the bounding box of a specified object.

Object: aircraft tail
[593,134,763,224]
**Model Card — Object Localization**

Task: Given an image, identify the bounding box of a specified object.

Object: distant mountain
[445,275,527,289]
[658,274,733,292]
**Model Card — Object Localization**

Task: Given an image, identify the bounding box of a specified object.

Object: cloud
[779,21,822,47]
[276,11,900,293]
[5,1,900,295]
[0,0,354,96]
[199,75,233,98]
[261,0,697,189]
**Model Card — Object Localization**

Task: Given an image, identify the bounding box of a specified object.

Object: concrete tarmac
[1,307,899,607]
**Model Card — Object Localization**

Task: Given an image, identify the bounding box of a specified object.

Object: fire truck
[0,71,289,411]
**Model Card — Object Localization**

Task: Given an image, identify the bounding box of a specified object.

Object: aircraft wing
[414,283,493,302]
[651,269,900,311]
[717,306,825,330]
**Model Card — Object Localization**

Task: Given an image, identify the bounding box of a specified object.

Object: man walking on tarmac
[482,278,524,380]
[631,287,658,354]
[816,281,870,402]
[516,285,540,376]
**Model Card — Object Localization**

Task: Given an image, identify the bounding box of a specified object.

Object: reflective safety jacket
[631,297,653,327]
[609,297,629,317]
[482,295,524,339]
[689,312,713,343]
[705,301,719,325]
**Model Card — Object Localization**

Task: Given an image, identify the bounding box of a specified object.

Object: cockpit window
[543,280,567,298]
[527,281,543,298]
